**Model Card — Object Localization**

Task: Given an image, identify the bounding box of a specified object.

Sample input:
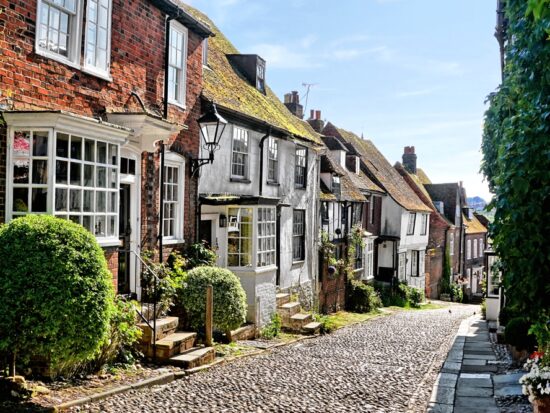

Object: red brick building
[0,0,212,295]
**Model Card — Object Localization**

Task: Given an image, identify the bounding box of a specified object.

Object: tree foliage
[481,0,550,321]
[0,215,115,375]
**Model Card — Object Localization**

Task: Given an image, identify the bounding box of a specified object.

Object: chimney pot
[402,145,417,174]
[310,109,315,119]
[315,110,321,120]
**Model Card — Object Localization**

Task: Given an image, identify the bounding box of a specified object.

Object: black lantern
[219,214,227,228]
[192,103,228,176]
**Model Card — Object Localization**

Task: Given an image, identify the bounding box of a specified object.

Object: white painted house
[189,8,322,326]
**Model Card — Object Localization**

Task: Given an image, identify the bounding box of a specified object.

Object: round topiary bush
[346,280,382,313]
[178,266,247,332]
[0,215,115,375]
[505,317,537,351]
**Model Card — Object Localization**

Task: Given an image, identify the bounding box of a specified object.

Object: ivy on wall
[481,0,550,320]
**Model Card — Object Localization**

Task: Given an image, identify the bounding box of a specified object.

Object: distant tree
[481,0,550,321]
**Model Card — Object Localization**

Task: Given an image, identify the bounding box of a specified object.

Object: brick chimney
[284,91,304,119]
[307,109,324,133]
[402,146,417,174]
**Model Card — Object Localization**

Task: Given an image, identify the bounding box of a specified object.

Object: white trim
[35,0,83,68]
[83,0,113,78]
[167,20,188,109]
[162,151,185,243]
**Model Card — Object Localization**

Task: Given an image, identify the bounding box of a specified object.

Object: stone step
[302,321,322,335]
[228,324,256,342]
[143,331,197,359]
[277,302,301,319]
[169,347,215,369]
[276,293,291,307]
[281,313,313,332]
[138,316,179,343]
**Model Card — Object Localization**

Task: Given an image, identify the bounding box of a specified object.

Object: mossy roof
[325,124,431,212]
[181,5,321,145]
[322,152,366,202]
[463,213,488,234]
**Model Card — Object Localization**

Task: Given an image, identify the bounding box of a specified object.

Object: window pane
[13,188,29,212]
[56,160,68,184]
[70,136,82,159]
[97,166,106,187]
[13,131,30,157]
[85,139,95,161]
[33,132,49,156]
[55,188,67,211]
[70,189,81,212]
[30,188,47,212]
[82,215,93,232]
[83,190,93,212]
[32,160,48,184]
[56,133,69,158]
[95,216,106,236]
[96,191,106,212]
[13,159,30,184]
[70,162,81,185]
[109,191,116,213]
[97,142,107,163]
[84,164,94,187]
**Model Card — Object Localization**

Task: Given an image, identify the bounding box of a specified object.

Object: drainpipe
[258,126,272,196]
[158,141,165,263]
[276,204,282,286]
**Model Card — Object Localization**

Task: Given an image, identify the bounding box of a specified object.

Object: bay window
[227,207,253,267]
[257,207,276,267]
[5,113,128,244]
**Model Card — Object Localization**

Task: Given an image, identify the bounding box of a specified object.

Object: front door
[199,219,213,249]
[118,183,131,295]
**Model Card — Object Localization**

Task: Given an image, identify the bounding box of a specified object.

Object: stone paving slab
[463,353,496,360]
[434,372,458,388]
[493,372,524,386]
[494,384,524,397]
[462,358,487,366]
[454,406,500,413]
[426,402,454,413]
[456,385,493,397]
[455,396,497,408]
[461,364,498,373]
[430,385,455,405]
[458,377,493,388]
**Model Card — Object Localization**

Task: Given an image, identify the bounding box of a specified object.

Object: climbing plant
[481,0,550,322]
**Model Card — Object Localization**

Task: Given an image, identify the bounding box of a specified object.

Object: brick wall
[0,0,205,278]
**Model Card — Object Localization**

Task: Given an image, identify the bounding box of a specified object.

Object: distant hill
[467,196,487,211]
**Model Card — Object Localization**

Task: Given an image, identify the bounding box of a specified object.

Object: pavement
[427,316,526,413]
[72,304,475,413]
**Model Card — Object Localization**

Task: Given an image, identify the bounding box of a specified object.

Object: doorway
[118,183,131,295]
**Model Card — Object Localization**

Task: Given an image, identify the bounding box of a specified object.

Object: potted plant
[520,351,550,413]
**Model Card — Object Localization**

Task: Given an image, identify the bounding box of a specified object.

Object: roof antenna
[302,82,318,115]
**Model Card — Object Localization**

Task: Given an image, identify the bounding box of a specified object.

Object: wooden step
[143,331,197,359]
[169,347,215,369]
[302,321,322,335]
[277,302,301,319]
[137,316,179,343]
[276,293,291,307]
[287,313,312,331]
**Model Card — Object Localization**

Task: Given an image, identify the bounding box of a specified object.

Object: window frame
[294,145,307,189]
[420,213,428,235]
[407,212,416,235]
[467,239,471,260]
[411,250,419,277]
[266,137,278,183]
[35,0,84,69]
[369,196,375,224]
[167,20,188,108]
[292,209,306,262]
[227,207,253,268]
[364,238,374,280]
[257,207,276,267]
[83,0,113,78]
[162,153,185,243]
[256,60,266,93]
[473,238,478,259]
[230,126,249,180]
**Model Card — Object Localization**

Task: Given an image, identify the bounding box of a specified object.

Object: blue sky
[189,0,501,200]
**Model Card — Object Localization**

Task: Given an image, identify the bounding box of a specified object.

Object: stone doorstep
[138,316,179,343]
[169,347,215,369]
[288,313,312,330]
[302,321,321,335]
[275,293,290,307]
[228,324,256,342]
[277,301,301,317]
[151,331,197,359]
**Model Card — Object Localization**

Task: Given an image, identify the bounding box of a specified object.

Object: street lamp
[192,103,228,176]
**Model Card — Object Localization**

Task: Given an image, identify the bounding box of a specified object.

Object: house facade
[316,122,431,292]
[0,0,212,296]
[183,6,322,326]
[463,208,488,297]
[395,146,455,298]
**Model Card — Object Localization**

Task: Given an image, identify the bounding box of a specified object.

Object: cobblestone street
[74,304,476,413]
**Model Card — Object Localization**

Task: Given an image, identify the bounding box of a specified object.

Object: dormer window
[332,175,341,194]
[256,61,265,93]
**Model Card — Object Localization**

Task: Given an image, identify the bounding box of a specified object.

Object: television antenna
[302,82,318,116]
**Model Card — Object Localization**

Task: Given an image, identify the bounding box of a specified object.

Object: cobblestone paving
[75,305,475,413]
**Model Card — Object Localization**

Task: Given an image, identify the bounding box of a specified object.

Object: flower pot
[533,397,550,413]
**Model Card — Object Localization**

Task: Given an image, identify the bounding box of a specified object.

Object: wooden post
[205,285,213,347]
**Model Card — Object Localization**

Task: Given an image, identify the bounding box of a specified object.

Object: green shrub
[313,313,337,334]
[408,287,425,308]
[183,243,217,269]
[505,317,537,351]
[0,215,115,376]
[346,280,382,313]
[450,283,463,303]
[260,313,282,339]
[499,306,521,327]
[178,266,247,332]
[481,300,487,319]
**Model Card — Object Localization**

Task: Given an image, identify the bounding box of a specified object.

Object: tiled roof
[424,183,463,225]
[325,124,431,212]
[322,152,366,202]
[321,135,348,151]
[463,214,487,234]
[395,162,435,209]
[182,5,321,145]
